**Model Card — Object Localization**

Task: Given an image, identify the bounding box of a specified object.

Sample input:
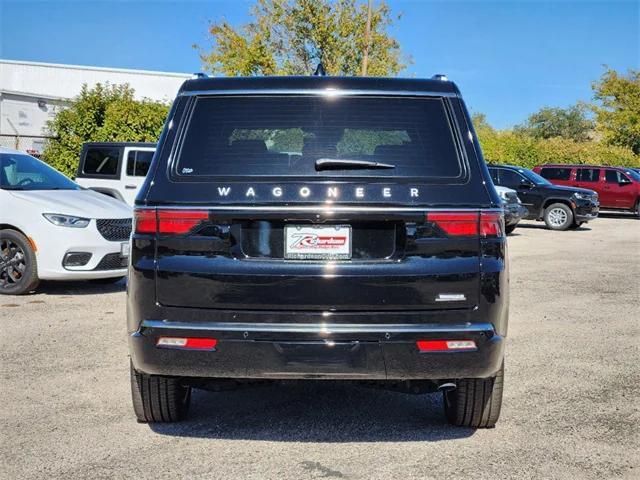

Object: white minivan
[75,142,156,205]
[0,147,132,294]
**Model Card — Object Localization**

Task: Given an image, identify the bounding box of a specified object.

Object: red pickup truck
[533,164,640,218]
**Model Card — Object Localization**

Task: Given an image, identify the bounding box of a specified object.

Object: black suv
[488,165,599,230]
[128,75,508,428]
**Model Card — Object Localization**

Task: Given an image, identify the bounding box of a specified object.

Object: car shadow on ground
[30,278,126,296]
[598,212,637,220]
[515,221,592,232]
[150,381,475,442]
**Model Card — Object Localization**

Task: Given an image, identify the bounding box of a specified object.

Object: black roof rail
[431,73,449,81]
[191,72,208,79]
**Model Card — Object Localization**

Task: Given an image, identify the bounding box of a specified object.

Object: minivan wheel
[443,363,504,428]
[130,361,191,422]
[543,203,573,231]
[0,229,39,295]
[635,200,640,219]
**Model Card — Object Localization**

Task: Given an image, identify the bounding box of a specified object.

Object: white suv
[75,142,156,205]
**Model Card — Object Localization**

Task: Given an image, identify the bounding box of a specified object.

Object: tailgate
[153,207,482,312]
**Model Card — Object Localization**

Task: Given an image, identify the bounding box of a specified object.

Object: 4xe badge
[284,225,352,260]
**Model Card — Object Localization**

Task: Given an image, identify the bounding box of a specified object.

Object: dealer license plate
[284,225,352,260]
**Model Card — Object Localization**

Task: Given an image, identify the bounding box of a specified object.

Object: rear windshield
[175,96,464,179]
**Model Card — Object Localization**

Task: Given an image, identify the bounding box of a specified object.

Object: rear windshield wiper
[315,158,395,171]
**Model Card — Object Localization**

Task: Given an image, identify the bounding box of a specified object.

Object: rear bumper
[129,321,504,380]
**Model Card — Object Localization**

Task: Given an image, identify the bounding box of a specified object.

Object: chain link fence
[0,134,52,158]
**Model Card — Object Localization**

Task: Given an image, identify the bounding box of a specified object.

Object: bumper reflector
[416,340,477,352]
[156,337,218,351]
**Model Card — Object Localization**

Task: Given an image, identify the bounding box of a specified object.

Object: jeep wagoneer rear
[127,76,508,428]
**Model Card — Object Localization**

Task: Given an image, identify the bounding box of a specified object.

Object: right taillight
[479,211,505,238]
[427,212,479,236]
[427,210,504,238]
[134,208,209,235]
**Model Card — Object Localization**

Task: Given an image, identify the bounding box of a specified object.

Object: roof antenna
[313,62,326,76]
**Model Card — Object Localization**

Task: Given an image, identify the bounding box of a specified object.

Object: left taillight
[134,208,209,235]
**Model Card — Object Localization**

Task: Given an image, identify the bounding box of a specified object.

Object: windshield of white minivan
[0,153,80,191]
[175,96,464,179]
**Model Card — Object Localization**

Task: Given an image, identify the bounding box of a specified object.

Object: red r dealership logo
[290,233,347,249]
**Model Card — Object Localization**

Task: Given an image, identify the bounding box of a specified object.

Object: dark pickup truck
[128,74,508,428]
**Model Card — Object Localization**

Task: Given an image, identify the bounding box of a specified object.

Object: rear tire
[130,361,191,423]
[635,200,640,219]
[569,221,584,229]
[505,224,517,235]
[0,229,39,295]
[443,363,504,428]
[543,203,573,231]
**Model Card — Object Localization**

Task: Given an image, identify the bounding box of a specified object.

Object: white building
[0,59,191,153]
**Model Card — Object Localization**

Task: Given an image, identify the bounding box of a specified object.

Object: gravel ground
[2,214,639,480]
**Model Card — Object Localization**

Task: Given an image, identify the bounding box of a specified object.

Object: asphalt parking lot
[2,214,639,480]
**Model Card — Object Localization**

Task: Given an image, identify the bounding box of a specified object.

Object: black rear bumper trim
[140,320,495,335]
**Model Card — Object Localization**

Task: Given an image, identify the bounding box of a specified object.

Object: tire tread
[130,361,190,423]
[444,363,504,428]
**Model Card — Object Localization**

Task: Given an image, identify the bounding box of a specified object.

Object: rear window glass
[540,167,571,180]
[83,147,120,176]
[576,168,600,182]
[175,96,463,179]
[126,150,154,177]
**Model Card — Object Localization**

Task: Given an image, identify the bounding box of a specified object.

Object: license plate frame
[284,225,352,260]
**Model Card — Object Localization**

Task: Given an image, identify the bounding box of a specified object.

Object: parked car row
[3,140,638,297]
[70,141,640,236]
[488,165,600,231]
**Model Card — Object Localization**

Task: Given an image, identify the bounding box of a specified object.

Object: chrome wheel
[0,238,27,290]
[548,207,568,228]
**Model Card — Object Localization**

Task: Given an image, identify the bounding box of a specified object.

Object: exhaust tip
[437,382,456,391]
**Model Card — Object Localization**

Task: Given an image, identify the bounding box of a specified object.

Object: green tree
[196,0,409,76]
[592,68,640,154]
[43,84,169,177]
[471,111,639,168]
[471,113,495,135]
[514,104,594,142]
